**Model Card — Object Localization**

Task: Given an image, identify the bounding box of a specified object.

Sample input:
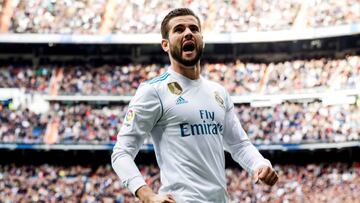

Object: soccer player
[112,8,278,203]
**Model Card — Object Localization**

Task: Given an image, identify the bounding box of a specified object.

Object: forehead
[168,15,200,29]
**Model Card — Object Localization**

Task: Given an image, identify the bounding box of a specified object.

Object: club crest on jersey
[167,82,183,95]
[214,91,225,109]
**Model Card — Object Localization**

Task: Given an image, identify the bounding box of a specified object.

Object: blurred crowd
[1,56,359,95]
[238,102,360,144]
[6,0,360,34]
[0,102,122,144]
[1,55,359,145]
[10,0,105,34]
[59,64,165,96]
[306,0,360,28]
[51,103,125,144]
[203,56,360,95]
[1,101,359,144]
[227,162,360,203]
[0,104,48,143]
[0,162,358,202]
[0,65,51,92]
[112,0,302,33]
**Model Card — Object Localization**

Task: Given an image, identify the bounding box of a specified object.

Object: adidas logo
[176,96,188,105]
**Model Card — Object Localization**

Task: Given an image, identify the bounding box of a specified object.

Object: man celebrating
[112,8,278,203]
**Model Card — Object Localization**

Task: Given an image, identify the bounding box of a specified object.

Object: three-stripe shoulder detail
[146,72,170,84]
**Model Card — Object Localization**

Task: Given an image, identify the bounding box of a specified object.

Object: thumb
[166,193,175,200]
[254,167,268,184]
[253,168,261,183]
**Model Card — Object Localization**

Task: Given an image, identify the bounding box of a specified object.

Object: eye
[174,27,183,33]
[190,26,199,32]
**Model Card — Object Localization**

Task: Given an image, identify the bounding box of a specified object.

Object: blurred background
[0,0,359,202]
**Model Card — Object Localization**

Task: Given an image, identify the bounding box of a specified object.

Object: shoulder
[134,72,171,98]
[145,72,171,85]
[141,71,173,93]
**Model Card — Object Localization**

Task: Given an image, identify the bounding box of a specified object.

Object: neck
[171,60,201,80]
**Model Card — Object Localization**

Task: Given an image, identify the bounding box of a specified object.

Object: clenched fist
[253,166,278,186]
[136,185,176,203]
[142,193,176,203]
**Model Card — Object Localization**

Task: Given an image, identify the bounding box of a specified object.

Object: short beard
[170,43,203,67]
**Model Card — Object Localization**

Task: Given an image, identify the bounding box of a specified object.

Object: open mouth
[182,41,195,52]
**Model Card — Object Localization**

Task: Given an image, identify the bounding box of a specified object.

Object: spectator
[0,163,358,202]
[6,0,360,34]
[306,0,360,28]
[1,56,359,95]
[1,101,358,144]
[11,0,105,34]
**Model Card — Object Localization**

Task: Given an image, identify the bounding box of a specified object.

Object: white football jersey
[112,68,271,203]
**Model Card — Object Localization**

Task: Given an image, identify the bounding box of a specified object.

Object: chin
[181,65,197,69]
[180,60,199,67]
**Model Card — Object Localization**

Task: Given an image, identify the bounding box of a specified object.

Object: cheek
[170,39,181,49]
[195,35,203,46]
[197,40,203,49]
[169,35,180,43]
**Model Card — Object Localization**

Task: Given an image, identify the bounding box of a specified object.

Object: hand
[142,193,176,203]
[136,185,176,203]
[253,166,278,186]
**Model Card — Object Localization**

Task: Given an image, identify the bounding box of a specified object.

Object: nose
[184,27,193,39]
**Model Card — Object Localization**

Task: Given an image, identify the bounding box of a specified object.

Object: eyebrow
[172,23,199,31]
[172,24,185,30]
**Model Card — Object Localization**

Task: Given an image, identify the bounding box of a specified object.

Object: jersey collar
[168,67,202,87]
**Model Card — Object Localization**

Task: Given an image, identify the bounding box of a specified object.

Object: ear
[161,39,169,52]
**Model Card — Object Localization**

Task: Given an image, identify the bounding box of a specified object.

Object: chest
[160,84,226,127]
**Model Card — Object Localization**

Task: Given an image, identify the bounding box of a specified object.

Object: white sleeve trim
[127,176,147,195]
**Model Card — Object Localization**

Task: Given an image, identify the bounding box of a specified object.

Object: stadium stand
[306,0,360,28]
[0,163,358,202]
[1,56,359,95]
[1,101,359,144]
[10,0,105,34]
[5,0,360,34]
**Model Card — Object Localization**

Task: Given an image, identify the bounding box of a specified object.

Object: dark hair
[161,8,201,39]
